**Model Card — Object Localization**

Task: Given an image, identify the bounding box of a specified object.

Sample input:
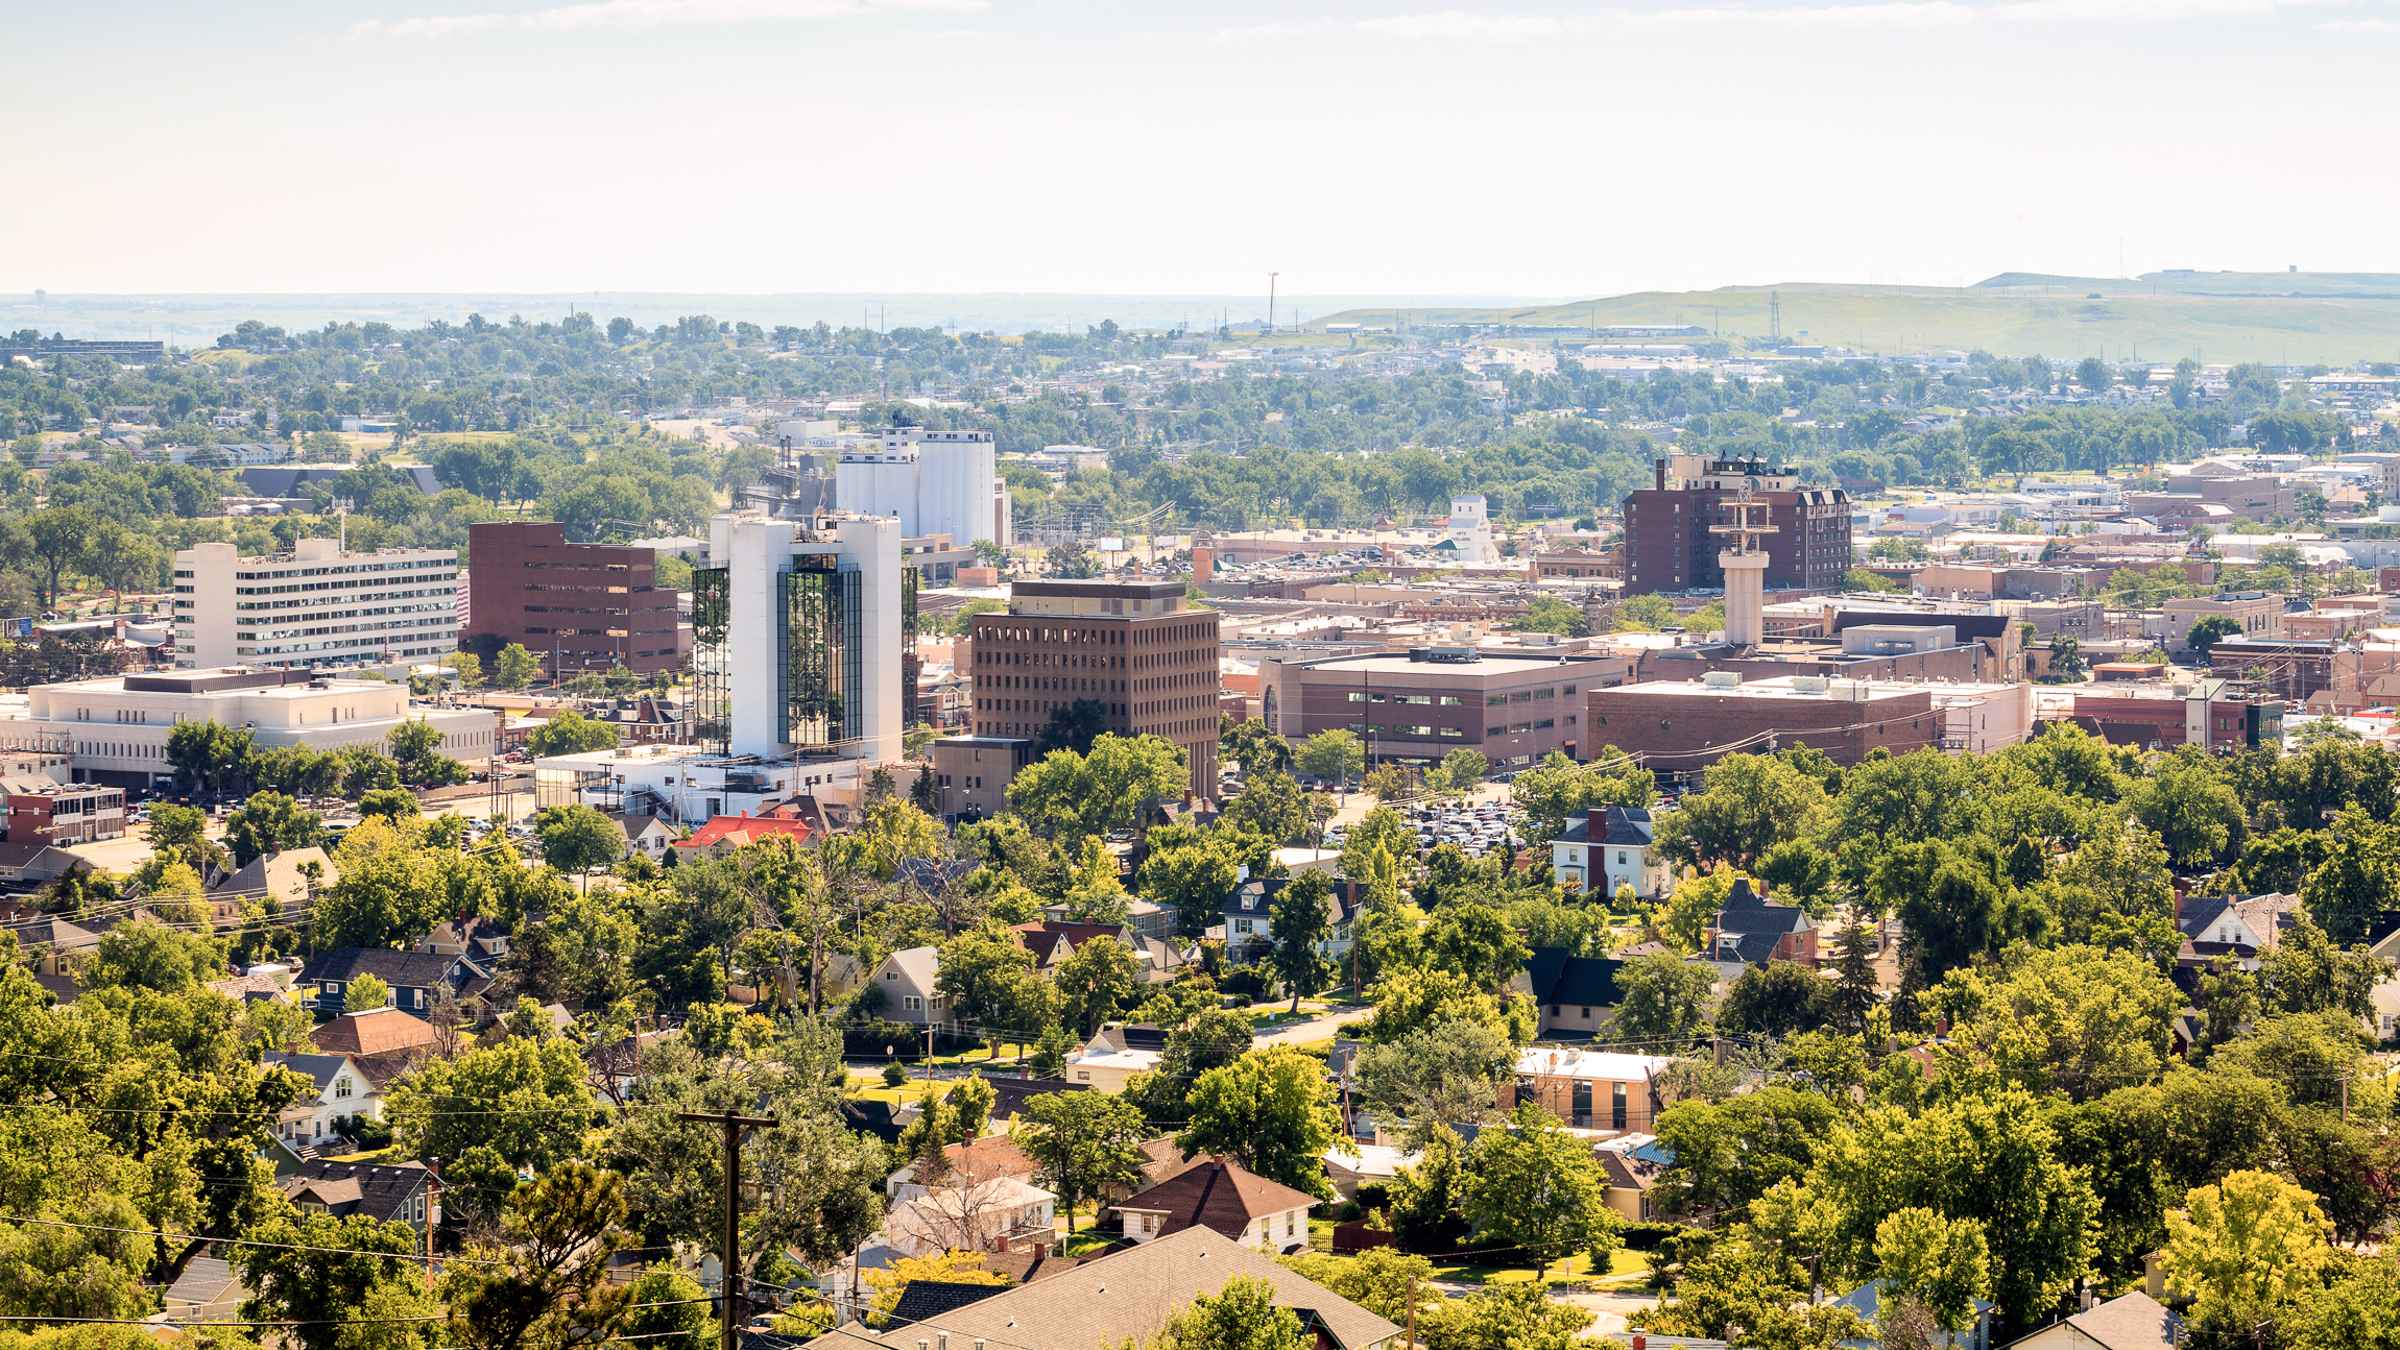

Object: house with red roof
[672,812,815,856]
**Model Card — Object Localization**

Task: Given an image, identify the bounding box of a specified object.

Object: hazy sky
[8,0,2397,297]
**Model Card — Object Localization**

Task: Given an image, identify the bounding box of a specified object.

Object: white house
[1066,1023,1167,1094]
[1110,1157,1317,1255]
[866,946,946,1026]
[1550,804,1669,900]
[610,811,677,861]
[880,1174,1057,1258]
[267,1051,379,1150]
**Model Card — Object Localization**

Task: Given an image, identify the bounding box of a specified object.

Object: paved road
[1254,1005,1373,1047]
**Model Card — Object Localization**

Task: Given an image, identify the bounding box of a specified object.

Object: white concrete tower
[1712,489,1778,648]
[1446,493,1494,563]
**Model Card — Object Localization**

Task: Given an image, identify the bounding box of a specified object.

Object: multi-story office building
[968,580,1220,799]
[14,668,497,788]
[173,539,459,674]
[835,428,1007,547]
[694,512,911,765]
[463,522,682,676]
[1584,673,1937,769]
[1622,454,1850,596]
[1263,648,1621,770]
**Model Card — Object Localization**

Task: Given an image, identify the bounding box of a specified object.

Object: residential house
[1596,1133,1673,1221]
[305,948,464,1016]
[0,841,93,889]
[1321,1143,1419,1203]
[1221,876,1356,969]
[1016,920,1192,985]
[798,1226,1403,1350]
[1044,895,1174,943]
[671,812,813,858]
[311,1005,439,1058]
[1703,878,1817,973]
[865,945,946,1026]
[1110,1156,1317,1255]
[266,1051,379,1152]
[1549,804,1670,900]
[880,1173,1057,1258]
[2002,1291,2181,1350]
[206,847,337,926]
[609,811,677,861]
[1066,1022,1167,1093]
[1507,1045,1674,1134]
[887,1134,1040,1202]
[1837,1279,1993,1350]
[1514,946,1626,1037]
[2175,892,2301,972]
[277,1158,438,1236]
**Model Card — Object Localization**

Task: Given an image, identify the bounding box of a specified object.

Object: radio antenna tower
[1768,291,1783,342]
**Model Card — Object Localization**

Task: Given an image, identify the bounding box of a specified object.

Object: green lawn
[1428,1248,1649,1288]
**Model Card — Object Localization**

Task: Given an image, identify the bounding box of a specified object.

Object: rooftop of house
[311,1006,438,1058]
[1523,946,1625,1007]
[309,948,455,989]
[674,814,814,850]
[1111,1156,1319,1240]
[800,1225,1399,1350]
[1513,1045,1674,1082]
[1554,804,1654,847]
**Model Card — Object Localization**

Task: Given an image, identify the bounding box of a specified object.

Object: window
[903,995,922,1011]
[334,1078,352,1099]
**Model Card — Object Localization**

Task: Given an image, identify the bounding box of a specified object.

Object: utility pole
[677,1109,778,1350]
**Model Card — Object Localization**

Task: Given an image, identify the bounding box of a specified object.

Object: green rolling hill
[1320,272,2400,365]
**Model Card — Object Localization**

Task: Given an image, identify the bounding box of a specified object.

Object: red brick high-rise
[464,522,683,677]
[968,579,1220,800]
[1623,454,1850,596]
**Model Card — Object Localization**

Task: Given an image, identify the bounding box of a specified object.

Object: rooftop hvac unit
[1701,671,1742,689]
[1790,676,1829,694]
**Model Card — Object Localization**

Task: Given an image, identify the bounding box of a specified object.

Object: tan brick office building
[968,580,1221,799]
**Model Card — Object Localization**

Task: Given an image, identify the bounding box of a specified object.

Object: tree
[0,1192,157,1322]
[1154,1275,1309,1350]
[2187,614,2243,659]
[1654,1085,1841,1218]
[1925,944,2179,1101]
[441,1161,635,1350]
[1139,838,1241,937]
[24,506,99,608]
[493,642,541,690]
[387,1036,599,1228]
[1179,1046,1344,1196]
[1463,1103,1621,1275]
[1432,748,1490,795]
[1613,952,1716,1044]
[1350,1018,1511,1146]
[2162,1170,2335,1339]
[1874,1207,1992,1335]
[533,803,624,878]
[357,786,418,821]
[1830,922,1879,1031]
[2300,808,2400,944]
[1007,733,1189,845]
[1512,750,1658,844]
[1418,900,1530,993]
[2127,752,2246,868]
[1808,1088,2099,1329]
[315,818,459,950]
[441,649,485,689]
[144,802,212,866]
[1655,753,1832,869]
[1414,1278,1614,1350]
[1220,768,1315,845]
[167,719,257,801]
[1017,1090,1150,1232]
[1294,729,1365,785]
[345,972,393,1011]
[2286,1256,2400,1350]
[1035,697,1113,756]
[1268,870,1336,1011]
[1059,835,1133,925]
[2261,915,2387,1018]
[621,1265,715,1350]
[1220,717,1293,776]
[1717,961,1837,1038]
[387,719,466,787]
[1056,933,1144,1034]
[526,709,620,757]
[236,1204,430,1350]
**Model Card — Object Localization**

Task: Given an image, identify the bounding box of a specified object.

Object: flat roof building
[1585,673,1938,770]
[1623,454,1850,597]
[173,538,459,674]
[463,522,682,676]
[1264,648,1625,770]
[14,668,496,788]
[970,580,1220,799]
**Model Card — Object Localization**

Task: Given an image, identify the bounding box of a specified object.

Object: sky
[6,0,2399,299]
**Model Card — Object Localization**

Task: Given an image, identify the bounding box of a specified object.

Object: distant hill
[1321,273,2400,364]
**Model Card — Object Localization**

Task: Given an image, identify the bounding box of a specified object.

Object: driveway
[1253,1005,1372,1048]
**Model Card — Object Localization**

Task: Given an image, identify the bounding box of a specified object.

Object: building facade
[835,428,1004,547]
[929,735,1031,819]
[1264,649,1618,770]
[1622,454,1851,596]
[173,539,460,673]
[1584,674,1937,770]
[16,668,497,787]
[463,522,682,676]
[969,580,1221,799]
[3,781,126,844]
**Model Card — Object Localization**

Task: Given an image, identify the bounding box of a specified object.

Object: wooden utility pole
[677,1109,778,1350]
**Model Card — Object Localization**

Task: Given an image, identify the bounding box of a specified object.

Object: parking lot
[1323,794,1524,857]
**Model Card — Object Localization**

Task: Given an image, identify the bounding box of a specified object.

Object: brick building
[968,580,1221,799]
[1584,673,1937,770]
[1263,649,1625,770]
[1622,454,1850,596]
[2,780,125,845]
[2065,681,2282,752]
[463,522,683,677]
